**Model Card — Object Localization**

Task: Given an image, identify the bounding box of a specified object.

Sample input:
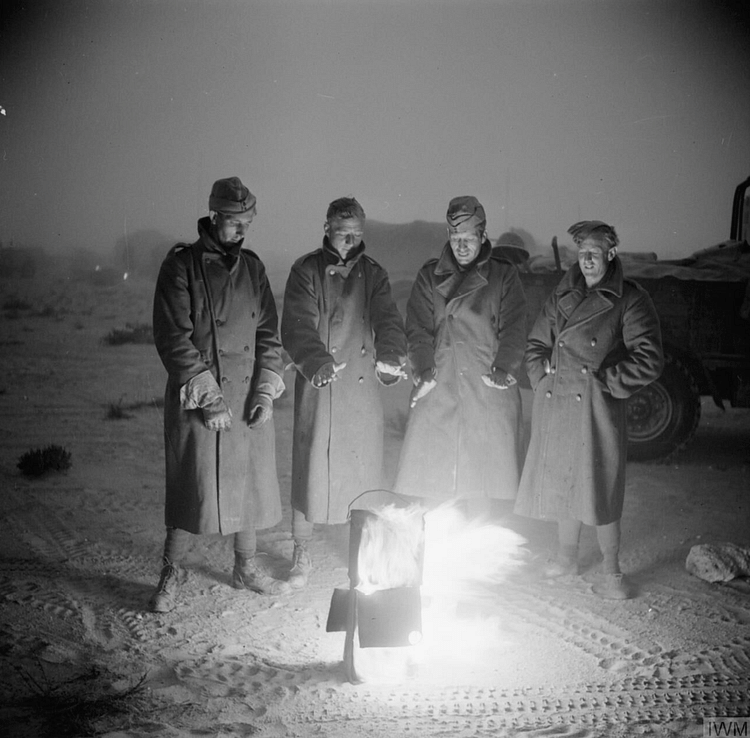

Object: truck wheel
[626,355,701,462]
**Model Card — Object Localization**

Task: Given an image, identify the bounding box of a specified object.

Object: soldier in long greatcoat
[149,177,290,612]
[515,220,663,599]
[394,196,527,508]
[281,197,407,588]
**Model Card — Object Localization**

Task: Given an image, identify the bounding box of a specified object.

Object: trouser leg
[289,509,314,589]
[292,508,314,544]
[596,520,621,575]
[163,526,191,565]
[557,518,583,564]
[234,528,257,558]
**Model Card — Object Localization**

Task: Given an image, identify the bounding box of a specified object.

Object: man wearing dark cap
[394,196,527,511]
[281,196,407,588]
[149,176,290,612]
[515,220,663,599]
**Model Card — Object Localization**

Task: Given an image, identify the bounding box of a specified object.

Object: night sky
[1,0,749,279]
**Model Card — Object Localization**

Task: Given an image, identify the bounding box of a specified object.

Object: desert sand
[0,273,748,738]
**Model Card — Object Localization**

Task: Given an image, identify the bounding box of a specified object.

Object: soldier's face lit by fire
[448,226,484,267]
[325,216,365,260]
[211,209,255,246]
[577,237,616,288]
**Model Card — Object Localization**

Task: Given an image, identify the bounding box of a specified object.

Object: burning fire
[347,501,528,683]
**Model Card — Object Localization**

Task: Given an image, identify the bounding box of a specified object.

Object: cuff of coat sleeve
[409,345,435,380]
[180,369,222,409]
[300,356,334,384]
[375,352,405,368]
[254,367,285,399]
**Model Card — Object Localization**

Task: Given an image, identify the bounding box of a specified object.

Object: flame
[422,501,527,598]
[356,504,424,595]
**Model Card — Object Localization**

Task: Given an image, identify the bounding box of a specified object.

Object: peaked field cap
[446,195,486,230]
[567,220,619,249]
[209,176,256,215]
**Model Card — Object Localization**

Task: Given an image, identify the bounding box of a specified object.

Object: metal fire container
[326,501,425,683]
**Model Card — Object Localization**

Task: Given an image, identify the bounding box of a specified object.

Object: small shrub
[103,323,153,345]
[106,397,133,420]
[17,445,72,477]
[8,662,151,737]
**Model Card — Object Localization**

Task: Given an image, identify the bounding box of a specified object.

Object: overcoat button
[551,368,556,374]
[251,312,255,318]
[358,377,364,384]
[576,394,582,401]
[591,338,597,346]
[331,347,337,353]
[558,340,565,347]
[581,366,588,374]
[361,347,366,355]
[329,269,336,276]
[545,391,552,398]
[222,376,228,383]
[244,346,250,352]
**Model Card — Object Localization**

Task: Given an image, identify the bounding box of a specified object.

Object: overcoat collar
[434,240,492,301]
[321,237,365,278]
[555,257,624,329]
[196,216,244,273]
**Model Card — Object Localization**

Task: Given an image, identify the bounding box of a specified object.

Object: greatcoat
[514,257,663,526]
[394,242,527,501]
[281,240,407,524]
[153,217,285,534]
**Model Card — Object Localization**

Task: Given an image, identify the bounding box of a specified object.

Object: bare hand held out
[312,361,347,388]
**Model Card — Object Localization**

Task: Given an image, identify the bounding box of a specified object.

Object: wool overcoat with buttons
[514,257,663,526]
[281,240,407,524]
[153,217,285,534]
[394,241,527,501]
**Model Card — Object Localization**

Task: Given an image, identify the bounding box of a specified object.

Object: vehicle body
[514,175,750,461]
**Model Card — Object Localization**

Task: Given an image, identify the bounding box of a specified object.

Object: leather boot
[232,553,291,595]
[288,541,312,589]
[149,561,182,613]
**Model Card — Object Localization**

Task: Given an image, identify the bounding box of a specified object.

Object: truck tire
[626,354,701,462]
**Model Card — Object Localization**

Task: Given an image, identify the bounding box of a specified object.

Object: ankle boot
[149,561,182,613]
[288,541,312,589]
[232,553,291,595]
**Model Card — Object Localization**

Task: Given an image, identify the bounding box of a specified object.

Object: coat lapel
[556,258,624,333]
[435,242,491,302]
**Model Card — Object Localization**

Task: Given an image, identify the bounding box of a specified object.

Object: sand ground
[0,274,748,738]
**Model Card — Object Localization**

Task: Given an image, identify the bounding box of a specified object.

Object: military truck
[513,175,750,461]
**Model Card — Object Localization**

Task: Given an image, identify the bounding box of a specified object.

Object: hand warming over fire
[312,361,347,388]
[481,367,517,390]
[375,360,408,386]
[409,368,437,408]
